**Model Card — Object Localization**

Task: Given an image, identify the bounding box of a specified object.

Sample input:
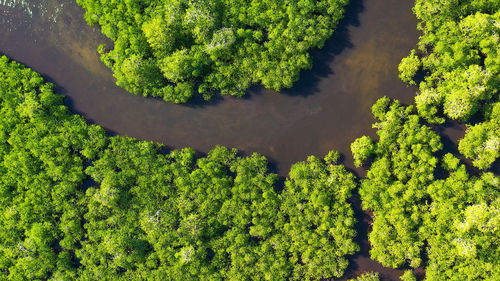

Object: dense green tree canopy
[352,97,500,280]
[0,56,358,280]
[399,0,500,169]
[399,271,417,281]
[352,97,442,268]
[424,165,500,280]
[76,0,349,103]
[0,55,107,280]
[399,0,500,123]
[278,152,358,280]
[459,102,500,170]
[79,145,359,280]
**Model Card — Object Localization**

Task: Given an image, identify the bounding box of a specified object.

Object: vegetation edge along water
[0,0,499,280]
[0,55,361,280]
[75,0,350,103]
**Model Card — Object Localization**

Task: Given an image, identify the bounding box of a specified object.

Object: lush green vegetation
[425,162,499,280]
[80,146,358,280]
[3,0,500,279]
[354,1,500,277]
[399,0,500,169]
[0,56,107,280]
[352,97,442,268]
[390,4,500,277]
[0,56,358,280]
[399,271,417,281]
[76,0,349,103]
[458,102,500,169]
[399,0,500,123]
[352,98,500,280]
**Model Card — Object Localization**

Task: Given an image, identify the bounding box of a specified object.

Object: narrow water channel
[0,0,418,176]
[1,0,421,279]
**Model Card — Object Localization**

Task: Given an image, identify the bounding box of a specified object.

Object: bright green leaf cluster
[424,167,500,280]
[398,50,421,85]
[441,153,460,172]
[76,0,349,103]
[400,0,500,123]
[351,136,375,168]
[352,97,442,268]
[353,97,500,280]
[279,154,359,280]
[400,271,417,281]
[459,102,500,169]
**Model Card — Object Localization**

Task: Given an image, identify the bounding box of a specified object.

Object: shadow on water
[43,73,107,129]
[184,0,364,108]
[182,91,225,108]
[282,0,364,99]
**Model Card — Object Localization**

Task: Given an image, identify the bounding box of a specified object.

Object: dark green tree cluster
[352,97,500,280]
[0,56,358,280]
[399,0,500,169]
[76,0,349,103]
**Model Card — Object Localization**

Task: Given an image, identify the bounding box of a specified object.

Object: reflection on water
[1,0,64,29]
[0,0,420,279]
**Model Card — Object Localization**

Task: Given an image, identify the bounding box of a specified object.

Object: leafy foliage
[441,153,460,172]
[352,97,500,280]
[0,56,358,280]
[398,50,421,86]
[352,97,442,268]
[76,0,349,103]
[79,142,283,280]
[79,145,359,280]
[459,102,500,169]
[399,0,500,123]
[0,56,107,280]
[425,167,500,280]
[400,271,417,281]
[351,136,375,168]
[278,152,359,280]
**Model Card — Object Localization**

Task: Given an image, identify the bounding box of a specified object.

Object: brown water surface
[0,0,421,279]
[0,0,418,175]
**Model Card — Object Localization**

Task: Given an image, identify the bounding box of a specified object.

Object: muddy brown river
[1,0,429,279]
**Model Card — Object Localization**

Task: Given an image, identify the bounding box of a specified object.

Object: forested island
[76,0,349,103]
[0,0,499,280]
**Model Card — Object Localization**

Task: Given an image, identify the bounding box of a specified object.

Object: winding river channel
[0,0,461,279]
